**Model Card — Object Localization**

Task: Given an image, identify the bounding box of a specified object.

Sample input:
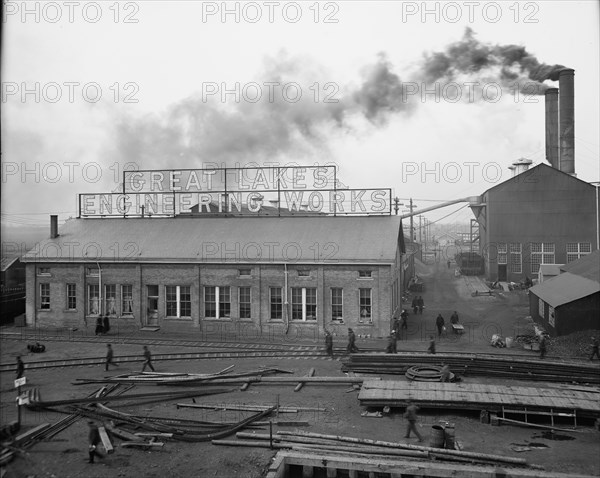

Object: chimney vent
[50,215,58,239]
[511,158,532,176]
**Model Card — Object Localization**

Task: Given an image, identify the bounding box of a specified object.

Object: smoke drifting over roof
[110,29,566,168]
[421,28,567,94]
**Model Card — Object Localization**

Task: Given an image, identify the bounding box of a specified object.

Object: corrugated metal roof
[530,272,600,308]
[22,216,403,264]
[559,250,600,282]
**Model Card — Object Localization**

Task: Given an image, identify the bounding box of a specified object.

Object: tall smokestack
[558,69,575,175]
[50,215,58,239]
[544,88,559,168]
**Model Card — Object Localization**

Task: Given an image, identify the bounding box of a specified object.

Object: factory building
[21,167,410,339]
[470,69,599,282]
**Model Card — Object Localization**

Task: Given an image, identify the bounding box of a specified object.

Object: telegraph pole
[418,215,423,243]
[409,198,414,242]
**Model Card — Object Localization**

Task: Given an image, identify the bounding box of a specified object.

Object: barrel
[444,424,455,449]
[429,425,445,448]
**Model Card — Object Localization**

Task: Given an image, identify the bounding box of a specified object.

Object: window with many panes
[66,283,76,310]
[121,285,133,315]
[204,286,230,319]
[530,243,555,274]
[166,285,191,318]
[358,270,372,279]
[359,288,372,322]
[38,267,50,275]
[509,243,522,273]
[291,288,317,321]
[105,284,117,316]
[497,243,507,264]
[40,283,50,309]
[331,288,343,319]
[87,284,100,315]
[239,287,251,319]
[270,287,282,320]
[566,242,591,263]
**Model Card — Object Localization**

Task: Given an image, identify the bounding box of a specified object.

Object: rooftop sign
[78,166,392,217]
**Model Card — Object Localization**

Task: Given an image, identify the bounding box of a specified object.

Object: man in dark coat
[403,401,423,442]
[87,421,104,463]
[386,330,397,354]
[436,314,445,338]
[95,317,104,335]
[324,330,334,358]
[539,335,547,359]
[417,296,424,314]
[346,328,359,353]
[16,356,24,379]
[105,344,118,371]
[102,316,110,334]
[590,337,600,361]
[141,345,156,372]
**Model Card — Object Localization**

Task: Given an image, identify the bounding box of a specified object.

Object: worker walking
[427,335,436,354]
[386,331,397,354]
[590,337,600,361]
[324,330,334,358]
[539,335,547,359]
[87,421,104,464]
[105,344,118,371]
[346,328,359,353]
[403,401,423,442]
[16,356,24,379]
[417,296,424,314]
[450,311,459,334]
[141,345,155,372]
[440,363,451,382]
[436,314,445,338]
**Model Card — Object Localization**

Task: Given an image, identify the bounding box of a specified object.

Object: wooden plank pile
[358,380,600,418]
[342,352,600,384]
[212,430,540,469]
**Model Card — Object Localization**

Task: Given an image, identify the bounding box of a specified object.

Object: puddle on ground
[532,431,575,441]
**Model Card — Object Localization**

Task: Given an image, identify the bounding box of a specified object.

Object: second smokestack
[558,68,575,175]
[544,88,559,169]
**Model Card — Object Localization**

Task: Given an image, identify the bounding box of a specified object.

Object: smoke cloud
[109,28,566,169]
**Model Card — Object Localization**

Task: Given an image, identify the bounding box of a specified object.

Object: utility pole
[418,215,422,243]
[393,197,402,215]
[409,198,414,242]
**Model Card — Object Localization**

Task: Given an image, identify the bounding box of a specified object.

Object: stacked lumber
[212,430,537,468]
[342,353,600,384]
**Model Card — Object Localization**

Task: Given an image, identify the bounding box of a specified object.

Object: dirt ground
[1,259,599,478]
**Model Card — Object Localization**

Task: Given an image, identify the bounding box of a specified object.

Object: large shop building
[22,214,410,338]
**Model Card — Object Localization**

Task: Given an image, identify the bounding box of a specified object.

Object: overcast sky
[2,0,598,227]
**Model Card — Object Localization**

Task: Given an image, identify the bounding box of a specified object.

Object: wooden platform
[358,381,600,418]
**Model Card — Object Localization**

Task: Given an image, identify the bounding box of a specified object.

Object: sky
[2,0,599,229]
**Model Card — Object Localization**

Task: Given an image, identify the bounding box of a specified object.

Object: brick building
[21,215,408,338]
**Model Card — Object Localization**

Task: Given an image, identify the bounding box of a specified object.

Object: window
[497,243,507,265]
[270,287,283,320]
[331,288,343,319]
[121,285,133,315]
[291,288,317,321]
[166,285,191,318]
[239,287,251,319]
[38,267,50,275]
[105,284,117,316]
[40,283,50,309]
[66,283,76,310]
[204,286,230,319]
[239,268,252,277]
[567,243,592,263]
[359,288,372,323]
[86,267,99,276]
[297,270,310,277]
[358,270,372,279]
[87,284,100,315]
[509,243,522,273]
[530,243,555,274]
[538,298,545,319]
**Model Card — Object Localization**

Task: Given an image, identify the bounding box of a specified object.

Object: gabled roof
[480,163,596,197]
[538,264,563,278]
[22,216,403,264]
[529,272,600,308]
[560,250,600,282]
